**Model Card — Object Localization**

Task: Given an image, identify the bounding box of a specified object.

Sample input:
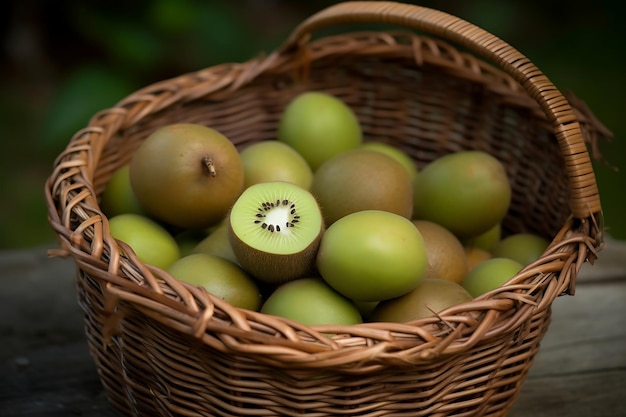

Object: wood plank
[509,280,626,416]
[576,236,626,283]
[512,370,626,417]
[0,343,120,417]
[528,282,626,375]
[0,247,85,362]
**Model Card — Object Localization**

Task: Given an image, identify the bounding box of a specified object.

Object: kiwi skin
[229,234,322,284]
[129,123,244,229]
[191,221,239,264]
[239,141,313,190]
[228,182,325,284]
[311,149,413,226]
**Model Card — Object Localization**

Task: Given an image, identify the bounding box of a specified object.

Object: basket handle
[279,1,601,220]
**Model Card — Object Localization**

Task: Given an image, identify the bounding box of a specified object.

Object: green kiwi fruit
[166,253,261,311]
[277,91,362,170]
[239,140,313,190]
[108,213,180,270]
[260,277,362,326]
[311,149,413,225]
[316,210,427,302]
[491,232,549,265]
[100,164,146,217]
[412,150,511,239]
[228,181,324,284]
[192,221,238,264]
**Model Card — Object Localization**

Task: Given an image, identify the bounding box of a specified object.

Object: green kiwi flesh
[228,181,324,284]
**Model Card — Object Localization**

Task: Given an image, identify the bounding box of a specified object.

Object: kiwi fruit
[228,181,324,284]
[465,246,492,271]
[167,253,262,311]
[491,232,550,265]
[462,257,523,298]
[108,213,180,270]
[371,278,473,323]
[192,221,238,264]
[412,150,511,239]
[311,149,413,226]
[316,210,427,302]
[239,140,313,190]
[463,222,501,252]
[360,141,418,181]
[260,277,362,327]
[100,164,145,217]
[129,123,244,229]
[412,220,468,284]
[277,91,362,170]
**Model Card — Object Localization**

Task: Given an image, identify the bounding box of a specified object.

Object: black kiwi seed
[254,199,300,233]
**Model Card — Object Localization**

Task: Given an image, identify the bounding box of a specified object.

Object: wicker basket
[45,2,610,416]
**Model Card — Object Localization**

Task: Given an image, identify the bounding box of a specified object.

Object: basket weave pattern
[45,2,607,416]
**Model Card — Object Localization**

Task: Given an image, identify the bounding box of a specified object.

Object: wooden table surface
[1,238,625,417]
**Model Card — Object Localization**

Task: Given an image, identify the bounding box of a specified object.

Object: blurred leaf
[71,3,164,71]
[106,23,164,69]
[40,65,134,150]
[188,3,257,65]
[148,0,200,35]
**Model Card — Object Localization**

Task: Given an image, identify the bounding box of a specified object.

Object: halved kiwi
[228,181,324,284]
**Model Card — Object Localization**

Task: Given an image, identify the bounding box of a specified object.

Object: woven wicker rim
[45,1,606,371]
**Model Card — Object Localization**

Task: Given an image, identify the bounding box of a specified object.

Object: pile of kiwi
[101,91,549,328]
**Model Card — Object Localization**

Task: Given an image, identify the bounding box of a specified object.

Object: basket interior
[93,32,570,243]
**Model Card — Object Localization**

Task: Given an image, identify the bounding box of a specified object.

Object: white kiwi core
[229,182,323,255]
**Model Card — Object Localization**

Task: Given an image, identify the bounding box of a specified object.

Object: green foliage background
[1,0,624,249]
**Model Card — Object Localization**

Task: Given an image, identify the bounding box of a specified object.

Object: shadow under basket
[45,2,611,416]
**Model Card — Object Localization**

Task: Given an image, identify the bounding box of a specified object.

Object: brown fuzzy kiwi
[129,123,244,229]
[311,149,413,226]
